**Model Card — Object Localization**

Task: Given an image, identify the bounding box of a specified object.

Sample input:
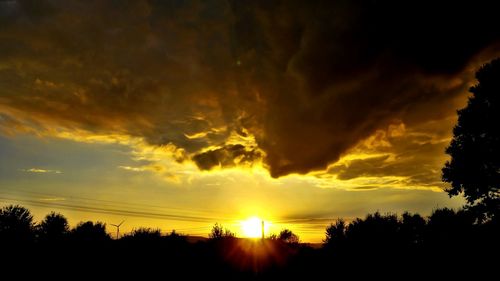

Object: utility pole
[261,220,265,240]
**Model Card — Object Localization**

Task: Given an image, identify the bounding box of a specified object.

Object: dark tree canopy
[209,223,234,239]
[278,229,299,244]
[71,221,110,242]
[0,205,34,242]
[344,212,400,248]
[443,58,500,221]
[324,219,346,246]
[400,212,426,245]
[38,212,69,241]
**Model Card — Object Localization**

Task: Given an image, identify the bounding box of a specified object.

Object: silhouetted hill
[185,235,209,243]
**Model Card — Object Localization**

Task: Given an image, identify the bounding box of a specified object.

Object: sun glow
[240,217,269,238]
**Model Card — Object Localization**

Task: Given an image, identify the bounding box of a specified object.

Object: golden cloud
[22,168,62,174]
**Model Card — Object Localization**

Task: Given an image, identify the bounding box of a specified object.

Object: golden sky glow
[1,0,499,242]
[240,217,268,238]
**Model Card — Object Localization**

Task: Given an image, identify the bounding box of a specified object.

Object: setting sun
[240,217,270,238]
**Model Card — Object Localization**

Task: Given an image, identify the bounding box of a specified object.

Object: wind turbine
[110,220,125,239]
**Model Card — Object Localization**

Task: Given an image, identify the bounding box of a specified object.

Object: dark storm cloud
[192,144,262,170]
[1,0,500,177]
[240,1,500,177]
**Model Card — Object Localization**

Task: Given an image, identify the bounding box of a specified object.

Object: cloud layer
[1,0,500,180]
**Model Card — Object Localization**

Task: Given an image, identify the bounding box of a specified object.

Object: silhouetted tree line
[0,203,498,279]
[0,205,109,244]
[322,209,497,255]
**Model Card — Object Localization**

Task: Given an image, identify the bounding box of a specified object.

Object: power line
[0,186,221,216]
[0,188,331,238]
[0,195,221,223]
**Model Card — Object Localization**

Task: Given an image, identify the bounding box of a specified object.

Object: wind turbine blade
[110,224,118,227]
[117,220,125,227]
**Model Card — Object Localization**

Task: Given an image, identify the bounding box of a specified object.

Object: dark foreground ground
[2,233,499,280]
[1,206,499,279]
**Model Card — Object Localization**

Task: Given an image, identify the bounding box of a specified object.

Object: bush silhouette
[278,229,299,244]
[164,230,187,243]
[0,204,34,242]
[209,223,235,239]
[123,227,162,241]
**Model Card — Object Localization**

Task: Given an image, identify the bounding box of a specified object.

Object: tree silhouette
[209,223,224,239]
[324,219,346,247]
[426,208,475,246]
[443,58,500,221]
[344,212,400,251]
[71,221,110,242]
[278,229,299,244]
[209,223,235,239]
[37,212,69,242]
[0,204,34,242]
[400,212,426,246]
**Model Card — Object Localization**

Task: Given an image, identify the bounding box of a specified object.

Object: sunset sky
[1,0,499,242]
